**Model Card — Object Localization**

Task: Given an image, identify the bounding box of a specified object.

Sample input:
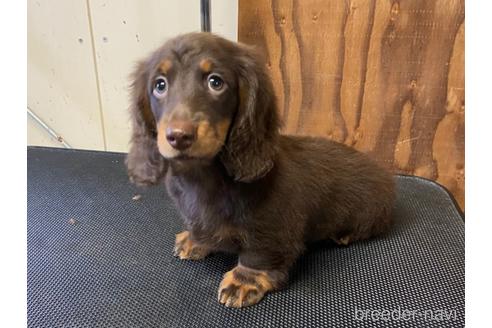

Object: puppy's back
[277,135,395,243]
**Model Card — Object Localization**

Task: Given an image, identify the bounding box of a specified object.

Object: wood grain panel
[239,0,465,209]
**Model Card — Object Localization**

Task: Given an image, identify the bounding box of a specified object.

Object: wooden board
[239,0,465,209]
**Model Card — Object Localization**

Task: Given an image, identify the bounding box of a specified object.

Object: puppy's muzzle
[166,121,197,150]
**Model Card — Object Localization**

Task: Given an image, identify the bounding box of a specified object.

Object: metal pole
[200,0,211,32]
[27,107,72,148]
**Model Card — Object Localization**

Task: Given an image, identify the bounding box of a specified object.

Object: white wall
[27,0,238,152]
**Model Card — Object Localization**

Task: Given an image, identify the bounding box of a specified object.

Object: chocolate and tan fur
[126,33,395,308]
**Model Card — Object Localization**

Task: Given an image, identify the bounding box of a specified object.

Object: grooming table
[27,147,464,328]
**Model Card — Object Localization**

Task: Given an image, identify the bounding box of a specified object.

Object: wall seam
[85,0,108,150]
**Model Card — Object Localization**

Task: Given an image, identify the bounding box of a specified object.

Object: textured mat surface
[27,147,464,328]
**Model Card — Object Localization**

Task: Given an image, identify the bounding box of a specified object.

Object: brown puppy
[126,32,395,308]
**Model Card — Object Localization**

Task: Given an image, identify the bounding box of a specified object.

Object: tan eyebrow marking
[199,58,213,72]
[159,59,172,74]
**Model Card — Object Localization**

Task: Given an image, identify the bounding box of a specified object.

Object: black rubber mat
[27,147,464,328]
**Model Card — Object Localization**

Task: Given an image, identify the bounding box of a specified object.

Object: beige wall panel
[27,0,105,150]
[212,0,238,41]
[89,0,202,152]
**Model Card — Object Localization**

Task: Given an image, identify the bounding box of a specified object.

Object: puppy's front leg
[218,261,288,308]
[174,231,211,260]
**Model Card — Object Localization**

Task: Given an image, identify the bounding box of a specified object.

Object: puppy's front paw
[218,266,275,308]
[174,231,210,260]
[336,235,352,246]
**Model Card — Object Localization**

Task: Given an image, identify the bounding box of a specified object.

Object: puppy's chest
[167,174,237,221]
[166,176,244,250]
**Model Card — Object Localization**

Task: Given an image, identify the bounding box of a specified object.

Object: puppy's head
[130,33,280,182]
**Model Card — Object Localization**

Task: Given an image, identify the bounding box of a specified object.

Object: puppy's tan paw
[218,266,274,308]
[174,231,210,260]
[336,235,351,246]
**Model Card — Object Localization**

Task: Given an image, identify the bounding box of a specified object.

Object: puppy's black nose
[166,121,196,150]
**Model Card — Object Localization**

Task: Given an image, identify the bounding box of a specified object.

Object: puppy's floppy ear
[220,45,280,182]
[126,60,167,186]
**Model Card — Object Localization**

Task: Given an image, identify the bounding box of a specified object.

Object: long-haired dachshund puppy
[126,33,395,308]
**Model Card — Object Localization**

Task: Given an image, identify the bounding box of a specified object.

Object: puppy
[126,32,395,308]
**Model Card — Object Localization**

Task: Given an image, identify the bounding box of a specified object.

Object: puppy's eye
[207,74,225,92]
[153,76,168,97]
